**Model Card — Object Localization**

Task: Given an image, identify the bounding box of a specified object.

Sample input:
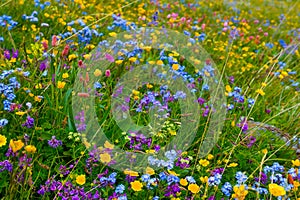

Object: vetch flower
[48,136,62,148]
[0,160,13,172]
[22,115,34,128]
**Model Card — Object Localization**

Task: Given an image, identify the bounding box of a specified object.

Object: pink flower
[78,60,85,68]
[105,53,114,63]
[105,70,111,77]
[51,35,58,47]
[62,44,70,57]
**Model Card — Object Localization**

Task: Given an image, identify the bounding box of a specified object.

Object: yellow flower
[109,32,117,37]
[104,141,114,149]
[262,149,268,154]
[256,89,265,96]
[34,96,42,102]
[168,170,179,176]
[57,81,66,89]
[188,183,200,194]
[207,154,214,160]
[156,60,164,65]
[130,180,143,192]
[146,83,153,89]
[232,185,248,200]
[262,82,267,87]
[62,73,69,79]
[145,167,155,175]
[180,178,188,186]
[115,60,123,64]
[169,130,176,136]
[199,159,209,167]
[269,183,286,197]
[94,69,102,77]
[225,85,232,92]
[76,174,86,185]
[124,170,139,177]
[83,54,91,59]
[9,139,24,152]
[0,134,7,147]
[68,54,77,61]
[25,145,36,153]
[15,111,27,116]
[293,181,300,191]
[129,57,137,62]
[292,159,300,167]
[172,64,179,70]
[228,163,238,167]
[99,153,111,164]
[200,176,208,183]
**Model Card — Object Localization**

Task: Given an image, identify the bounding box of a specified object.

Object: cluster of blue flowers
[227,86,255,110]
[0,69,22,128]
[148,150,178,170]
[0,15,18,33]
[22,11,39,22]
[273,61,299,88]
[34,0,51,9]
[58,18,103,45]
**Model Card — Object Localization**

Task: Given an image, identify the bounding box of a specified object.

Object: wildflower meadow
[0,0,300,199]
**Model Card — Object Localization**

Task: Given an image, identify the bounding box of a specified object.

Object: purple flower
[4,50,10,59]
[208,196,216,200]
[0,160,13,172]
[39,61,48,71]
[254,172,268,185]
[22,115,34,128]
[247,136,257,148]
[228,76,234,84]
[12,49,18,58]
[197,97,206,105]
[164,183,180,197]
[48,136,62,148]
[237,117,248,132]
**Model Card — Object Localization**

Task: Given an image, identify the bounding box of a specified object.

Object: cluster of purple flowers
[0,160,13,173]
[38,170,127,200]
[22,115,34,128]
[127,132,152,151]
[38,178,102,199]
[74,110,87,132]
[48,136,63,148]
